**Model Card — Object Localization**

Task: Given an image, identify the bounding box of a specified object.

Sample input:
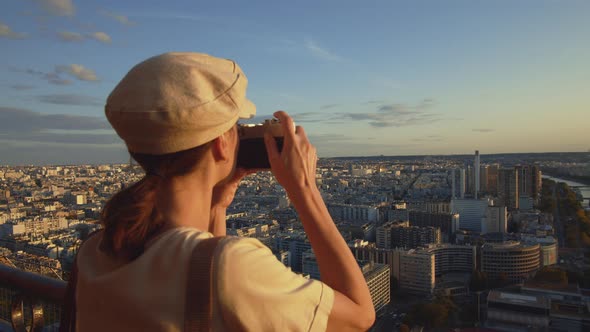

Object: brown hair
[100,143,211,261]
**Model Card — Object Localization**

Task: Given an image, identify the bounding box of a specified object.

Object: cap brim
[238,99,256,119]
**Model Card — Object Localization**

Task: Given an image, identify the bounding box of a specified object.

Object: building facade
[481,241,541,283]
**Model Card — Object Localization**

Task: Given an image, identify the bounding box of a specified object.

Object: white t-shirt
[75,227,334,331]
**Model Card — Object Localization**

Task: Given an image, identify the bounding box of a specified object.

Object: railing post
[10,293,45,332]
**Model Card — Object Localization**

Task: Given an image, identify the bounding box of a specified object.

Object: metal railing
[0,264,66,332]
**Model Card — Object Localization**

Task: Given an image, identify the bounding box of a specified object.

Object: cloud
[320,104,340,110]
[56,64,98,81]
[307,133,419,157]
[0,107,125,165]
[34,0,75,17]
[36,94,102,106]
[57,30,112,44]
[99,9,135,26]
[57,30,84,42]
[90,31,111,43]
[22,68,73,85]
[290,99,442,128]
[0,22,27,39]
[333,99,441,128]
[304,39,344,62]
[10,84,36,90]
[0,106,109,132]
[472,128,495,133]
[412,135,444,142]
[0,140,128,165]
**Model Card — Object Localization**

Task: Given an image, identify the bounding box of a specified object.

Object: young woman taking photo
[63,52,375,331]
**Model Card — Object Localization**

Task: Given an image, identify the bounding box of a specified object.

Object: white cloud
[90,31,111,43]
[35,0,75,17]
[99,9,135,26]
[57,31,84,42]
[56,64,98,81]
[0,22,27,39]
[304,39,344,62]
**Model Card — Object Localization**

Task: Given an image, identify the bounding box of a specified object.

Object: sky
[1,0,589,165]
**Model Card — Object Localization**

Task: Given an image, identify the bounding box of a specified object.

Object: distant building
[423,243,476,278]
[479,165,489,194]
[498,168,519,210]
[487,290,550,330]
[519,195,534,211]
[407,201,450,214]
[487,164,499,195]
[475,150,480,198]
[274,234,311,273]
[451,198,489,233]
[302,251,320,280]
[398,249,435,295]
[483,206,508,234]
[361,262,390,313]
[327,203,379,224]
[376,221,441,249]
[481,241,541,284]
[408,211,459,242]
[460,168,466,198]
[521,235,558,267]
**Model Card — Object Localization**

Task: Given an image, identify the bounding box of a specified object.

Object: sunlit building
[481,241,541,283]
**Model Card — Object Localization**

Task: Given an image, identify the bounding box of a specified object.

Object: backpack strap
[59,229,103,332]
[184,236,225,332]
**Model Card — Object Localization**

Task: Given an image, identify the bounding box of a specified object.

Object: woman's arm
[265,111,375,331]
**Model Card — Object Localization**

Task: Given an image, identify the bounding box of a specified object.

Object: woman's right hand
[264,111,318,198]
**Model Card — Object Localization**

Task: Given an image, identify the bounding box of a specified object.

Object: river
[543,175,590,205]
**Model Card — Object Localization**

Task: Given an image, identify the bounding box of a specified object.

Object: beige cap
[105,52,256,155]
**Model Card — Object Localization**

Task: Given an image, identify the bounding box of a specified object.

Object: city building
[481,241,541,283]
[361,262,390,313]
[482,206,508,234]
[398,249,435,295]
[301,251,320,280]
[487,164,499,195]
[408,211,460,242]
[451,198,490,233]
[422,243,476,277]
[273,234,311,273]
[521,235,558,267]
[327,203,380,224]
[475,150,480,198]
[376,221,441,249]
[498,168,519,210]
[487,290,551,330]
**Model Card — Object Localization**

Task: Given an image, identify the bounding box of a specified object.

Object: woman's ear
[211,135,229,162]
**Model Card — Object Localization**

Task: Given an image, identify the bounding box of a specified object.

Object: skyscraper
[498,168,519,210]
[475,150,480,199]
[487,164,499,195]
[480,165,489,193]
[451,169,456,199]
[460,168,466,199]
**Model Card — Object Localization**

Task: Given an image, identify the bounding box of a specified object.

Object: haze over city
[1,0,589,165]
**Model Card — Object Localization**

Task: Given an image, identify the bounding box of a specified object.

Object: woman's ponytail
[99,143,211,261]
[100,174,164,260]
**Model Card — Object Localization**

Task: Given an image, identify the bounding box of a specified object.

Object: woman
[72,52,375,331]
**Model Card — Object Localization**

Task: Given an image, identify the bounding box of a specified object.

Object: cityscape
[2,1,590,331]
[1,151,589,331]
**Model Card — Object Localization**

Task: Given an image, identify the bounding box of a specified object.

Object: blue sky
[1,0,589,165]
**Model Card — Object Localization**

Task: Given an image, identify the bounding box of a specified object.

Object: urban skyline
[2,150,589,330]
[1,0,590,165]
